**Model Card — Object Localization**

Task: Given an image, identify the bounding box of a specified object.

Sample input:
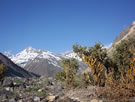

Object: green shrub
[34,91,46,97]
[73,43,110,86]
[59,58,79,88]
[0,64,7,79]
[112,36,135,74]
[14,79,24,84]
[56,71,66,81]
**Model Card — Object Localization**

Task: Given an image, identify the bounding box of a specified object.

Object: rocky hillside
[113,21,135,46]
[4,47,87,77]
[108,21,135,55]
[0,53,39,78]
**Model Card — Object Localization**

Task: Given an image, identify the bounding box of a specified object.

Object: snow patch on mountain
[62,51,82,61]
[10,47,40,67]
[37,51,61,67]
[38,51,61,61]
[3,51,14,58]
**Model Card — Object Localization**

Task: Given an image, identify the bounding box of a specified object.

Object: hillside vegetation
[56,36,135,101]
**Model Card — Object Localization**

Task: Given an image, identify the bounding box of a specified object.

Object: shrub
[34,91,46,97]
[0,64,7,79]
[101,55,135,99]
[112,36,135,74]
[56,71,66,81]
[73,43,110,86]
[57,58,79,88]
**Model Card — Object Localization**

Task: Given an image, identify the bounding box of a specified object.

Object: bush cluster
[56,36,135,99]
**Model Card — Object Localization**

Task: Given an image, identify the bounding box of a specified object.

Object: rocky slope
[0,53,38,78]
[108,21,135,55]
[4,47,87,77]
[113,21,135,45]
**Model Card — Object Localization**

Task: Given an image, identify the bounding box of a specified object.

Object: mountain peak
[24,46,36,53]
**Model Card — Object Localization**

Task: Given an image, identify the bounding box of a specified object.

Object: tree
[60,58,79,87]
[73,42,112,85]
[112,36,135,74]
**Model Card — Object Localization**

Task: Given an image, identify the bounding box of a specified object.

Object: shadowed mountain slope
[0,53,39,78]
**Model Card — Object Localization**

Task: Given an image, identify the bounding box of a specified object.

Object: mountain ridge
[4,47,81,68]
[113,21,135,45]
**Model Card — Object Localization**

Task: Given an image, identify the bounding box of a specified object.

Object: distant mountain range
[4,47,87,77]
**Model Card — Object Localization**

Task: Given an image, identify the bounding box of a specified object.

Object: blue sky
[0,0,135,54]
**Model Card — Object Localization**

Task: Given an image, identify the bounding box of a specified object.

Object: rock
[48,77,53,80]
[38,88,43,92]
[45,95,56,102]
[5,87,10,91]
[91,99,103,102]
[18,100,23,102]
[0,88,13,96]
[54,84,62,93]
[57,97,79,102]
[2,77,14,87]
[9,98,16,102]
[18,84,26,90]
[5,87,14,92]
[57,92,65,97]
[18,94,23,99]
[34,96,40,101]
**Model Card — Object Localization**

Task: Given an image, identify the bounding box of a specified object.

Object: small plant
[56,71,66,81]
[34,91,46,97]
[14,79,24,84]
[24,85,42,92]
[72,74,87,88]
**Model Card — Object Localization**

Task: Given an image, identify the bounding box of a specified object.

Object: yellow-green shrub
[0,64,7,79]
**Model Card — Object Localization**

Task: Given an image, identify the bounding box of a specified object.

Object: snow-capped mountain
[62,51,82,61]
[5,47,87,77]
[10,47,41,67]
[10,46,63,68]
[9,47,81,68]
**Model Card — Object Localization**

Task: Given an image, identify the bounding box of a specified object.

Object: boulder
[9,98,16,102]
[45,95,56,102]
[91,99,103,102]
[2,77,14,87]
[33,96,40,101]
